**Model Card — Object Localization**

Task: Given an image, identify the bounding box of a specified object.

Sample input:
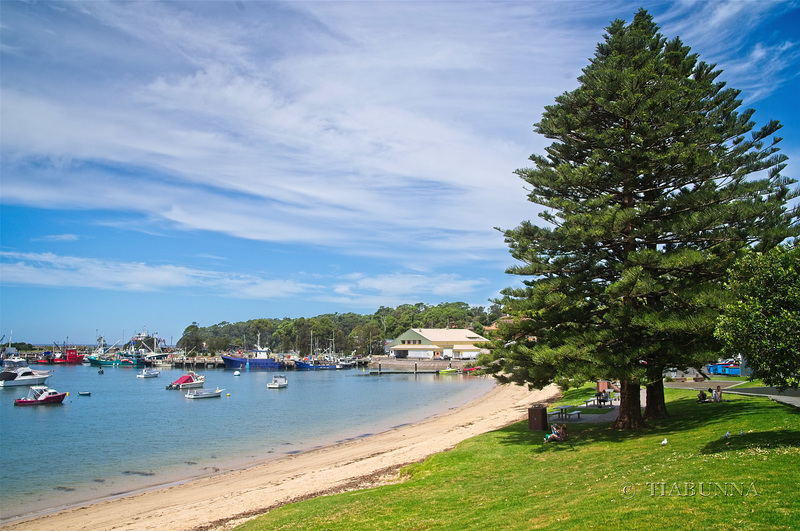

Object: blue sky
[2,1,798,345]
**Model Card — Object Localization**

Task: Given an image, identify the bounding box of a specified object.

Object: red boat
[14,385,68,406]
[54,349,84,364]
[38,349,85,365]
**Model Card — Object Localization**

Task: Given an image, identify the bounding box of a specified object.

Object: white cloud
[0,251,486,308]
[0,251,319,297]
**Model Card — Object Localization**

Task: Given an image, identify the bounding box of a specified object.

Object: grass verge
[238,387,799,530]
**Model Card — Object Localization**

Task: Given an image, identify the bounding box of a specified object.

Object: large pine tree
[486,9,798,429]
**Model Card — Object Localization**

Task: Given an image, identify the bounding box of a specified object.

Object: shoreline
[1,381,560,531]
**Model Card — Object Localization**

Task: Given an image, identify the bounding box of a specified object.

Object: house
[388,329,489,360]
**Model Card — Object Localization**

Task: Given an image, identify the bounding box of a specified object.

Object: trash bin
[528,406,547,431]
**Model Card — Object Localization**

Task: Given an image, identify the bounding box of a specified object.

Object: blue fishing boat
[293,359,338,370]
[221,354,285,370]
[221,333,286,370]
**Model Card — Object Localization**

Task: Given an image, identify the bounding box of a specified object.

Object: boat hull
[87,356,147,368]
[0,374,50,387]
[293,360,337,370]
[221,355,285,370]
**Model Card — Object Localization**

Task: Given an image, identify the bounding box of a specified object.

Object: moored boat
[166,371,205,390]
[87,353,147,368]
[0,358,52,387]
[136,368,160,378]
[14,385,67,405]
[267,375,288,389]
[221,333,286,370]
[294,359,338,370]
[221,354,285,370]
[185,388,224,399]
[438,367,460,374]
[52,349,85,365]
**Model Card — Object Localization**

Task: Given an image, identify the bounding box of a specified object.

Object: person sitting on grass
[544,424,567,443]
[710,387,719,402]
[697,389,708,403]
[715,385,723,402]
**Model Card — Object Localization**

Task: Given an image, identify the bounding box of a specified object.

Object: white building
[388,328,489,360]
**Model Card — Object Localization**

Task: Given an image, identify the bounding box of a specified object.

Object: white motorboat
[0,358,52,387]
[136,368,160,378]
[185,388,224,399]
[267,375,288,389]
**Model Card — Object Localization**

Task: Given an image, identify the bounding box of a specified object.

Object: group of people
[697,385,723,403]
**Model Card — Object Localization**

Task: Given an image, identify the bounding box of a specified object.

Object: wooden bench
[586,396,615,408]
[565,410,582,420]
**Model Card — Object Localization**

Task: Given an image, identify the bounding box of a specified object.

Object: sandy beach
[2,381,559,531]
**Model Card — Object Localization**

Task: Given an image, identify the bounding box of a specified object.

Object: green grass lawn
[238,387,799,530]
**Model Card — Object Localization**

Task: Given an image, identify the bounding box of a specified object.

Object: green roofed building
[388,329,488,360]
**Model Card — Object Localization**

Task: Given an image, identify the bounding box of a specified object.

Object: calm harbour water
[0,363,494,521]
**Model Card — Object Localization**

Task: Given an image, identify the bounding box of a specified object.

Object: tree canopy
[177,302,501,356]
[715,243,800,390]
[483,9,798,429]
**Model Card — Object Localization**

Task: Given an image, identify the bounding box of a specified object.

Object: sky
[1,1,799,346]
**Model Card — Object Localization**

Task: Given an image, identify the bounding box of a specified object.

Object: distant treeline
[2,342,36,352]
[178,302,502,357]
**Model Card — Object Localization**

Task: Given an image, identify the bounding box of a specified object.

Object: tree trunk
[612,380,645,430]
[644,367,670,420]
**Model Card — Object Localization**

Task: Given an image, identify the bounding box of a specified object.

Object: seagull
[723,431,730,439]
[661,438,668,445]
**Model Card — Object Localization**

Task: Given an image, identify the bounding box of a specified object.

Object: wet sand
[2,381,559,531]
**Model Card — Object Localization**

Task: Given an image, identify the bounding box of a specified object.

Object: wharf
[369,370,439,375]
[367,358,470,376]
[167,357,226,370]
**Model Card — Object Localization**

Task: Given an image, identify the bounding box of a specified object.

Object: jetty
[367,359,469,375]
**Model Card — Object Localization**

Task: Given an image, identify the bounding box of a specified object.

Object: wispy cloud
[33,234,80,242]
[0,251,486,307]
[0,251,320,296]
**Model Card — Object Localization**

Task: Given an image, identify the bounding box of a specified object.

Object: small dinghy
[267,375,288,389]
[185,388,224,399]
